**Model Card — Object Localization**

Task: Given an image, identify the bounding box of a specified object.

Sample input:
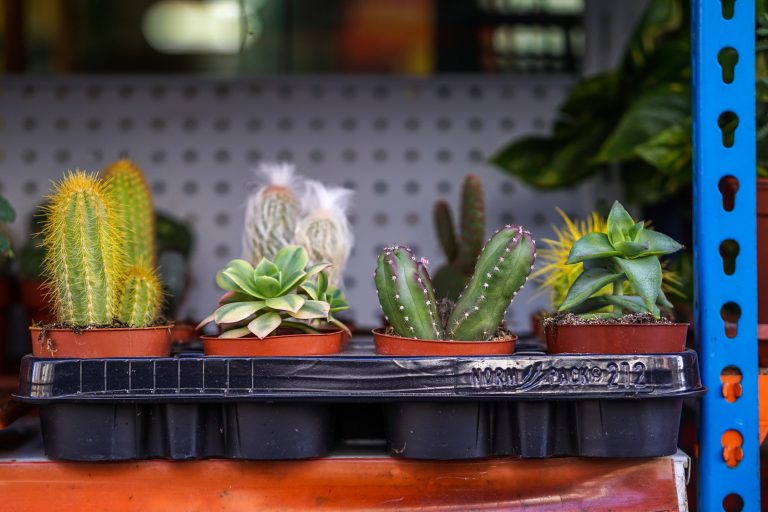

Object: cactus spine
[41,171,125,325]
[432,174,486,300]
[447,225,536,340]
[294,180,354,286]
[103,159,155,266]
[374,246,444,339]
[118,263,164,327]
[242,163,301,264]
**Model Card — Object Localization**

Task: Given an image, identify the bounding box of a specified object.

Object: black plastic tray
[14,343,704,461]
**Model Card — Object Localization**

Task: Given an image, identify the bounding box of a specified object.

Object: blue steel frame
[692,0,759,509]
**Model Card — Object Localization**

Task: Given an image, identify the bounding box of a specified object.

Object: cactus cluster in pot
[374,224,536,342]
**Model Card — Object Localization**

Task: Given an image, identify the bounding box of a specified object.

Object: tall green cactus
[242,163,301,264]
[118,263,164,327]
[374,246,444,340]
[103,159,155,266]
[374,225,536,341]
[41,171,125,325]
[432,174,486,300]
[447,225,536,340]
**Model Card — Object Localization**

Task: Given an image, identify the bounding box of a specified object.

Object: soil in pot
[373,328,516,356]
[30,325,173,358]
[202,329,344,357]
[545,314,688,354]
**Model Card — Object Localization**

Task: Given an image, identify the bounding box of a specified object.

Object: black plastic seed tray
[14,345,704,461]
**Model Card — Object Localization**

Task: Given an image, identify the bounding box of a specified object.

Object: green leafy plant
[432,174,485,300]
[375,225,535,341]
[18,203,47,280]
[558,201,683,319]
[198,245,350,338]
[0,193,15,259]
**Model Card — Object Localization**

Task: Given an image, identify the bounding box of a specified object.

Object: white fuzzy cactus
[241,163,302,264]
[294,180,354,286]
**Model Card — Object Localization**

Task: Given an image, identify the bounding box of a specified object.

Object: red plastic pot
[202,329,345,357]
[30,325,173,358]
[373,328,516,356]
[546,323,689,354]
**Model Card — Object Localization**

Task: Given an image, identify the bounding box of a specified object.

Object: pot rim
[371,327,518,344]
[200,328,345,341]
[29,324,175,333]
[546,322,689,328]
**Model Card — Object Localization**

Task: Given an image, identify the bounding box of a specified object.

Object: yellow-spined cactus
[41,171,125,325]
[118,263,164,327]
[103,159,155,266]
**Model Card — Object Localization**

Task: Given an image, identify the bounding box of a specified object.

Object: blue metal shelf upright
[693,0,759,509]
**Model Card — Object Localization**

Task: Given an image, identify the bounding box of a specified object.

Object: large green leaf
[279,270,307,295]
[265,294,305,313]
[636,119,692,176]
[222,268,261,297]
[219,326,252,339]
[614,241,649,258]
[247,312,282,339]
[274,245,309,277]
[216,270,241,293]
[635,229,684,256]
[490,136,556,188]
[559,268,625,312]
[288,300,330,320]
[300,281,319,300]
[251,275,282,298]
[567,233,620,264]
[214,301,266,324]
[595,85,690,163]
[254,258,279,278]
[613,256,662,317]
[0,196,15,223]
[621,0,684,74]
[306,263,331,279]
[557,71,620,122]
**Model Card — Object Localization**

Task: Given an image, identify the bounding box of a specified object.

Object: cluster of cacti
[104,159,156,266]
[375,225,536,341]
[40,164,165,328]
[432,174,485,300]
[241,163,353,287]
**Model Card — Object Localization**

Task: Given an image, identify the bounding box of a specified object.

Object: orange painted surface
[760,373,768,444]
[0,457,681,511]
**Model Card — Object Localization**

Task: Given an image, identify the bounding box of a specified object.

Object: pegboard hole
[719,239,739,275]
[718,47,739,84]
[723,493,744,511]
[720,302,741,338]
[718,111,739,148]
[720,0,735,20]
[718,175,739,211]
[720,366,742,403]
[721,430,744,469]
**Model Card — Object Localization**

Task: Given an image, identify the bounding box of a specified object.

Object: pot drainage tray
[14,350,704,460]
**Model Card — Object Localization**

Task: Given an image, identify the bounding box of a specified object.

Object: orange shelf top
[0,455,687,511]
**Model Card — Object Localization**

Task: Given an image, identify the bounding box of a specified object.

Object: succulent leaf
[288,300,330,319]
[566,233,621,263]
[219,326,252,338]
[559,268,625,312]
[613,256,662,317]
[248,312,283,338]
[265,294,305,313]
[214,301,266,324]
[606,200,635,245]
[635,229,684,256]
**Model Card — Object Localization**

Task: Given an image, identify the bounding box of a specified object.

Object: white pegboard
[0,76,620,330]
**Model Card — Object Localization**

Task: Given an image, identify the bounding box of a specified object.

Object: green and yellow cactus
[118,263,164,327]
[432,174,486,300]
[375,225,536,341]
[40,171,125,325]
[103,159,155,266]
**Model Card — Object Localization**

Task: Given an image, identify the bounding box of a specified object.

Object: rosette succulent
[558,200,683,319]
[199,245,349,338]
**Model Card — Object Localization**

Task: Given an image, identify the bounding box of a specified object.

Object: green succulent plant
[558,201,683,319]
[198,245,350,338]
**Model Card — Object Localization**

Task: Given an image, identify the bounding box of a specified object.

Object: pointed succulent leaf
[317,271,329,296]
[613,240,650,258]
[328,287,349,312]
[279,270,307,294]
[254,258,280,277]
[630,221,645,239]
[601,295,649,314]
[559,268,625,312]
[218,291,254,305]
[251,275,282,298]
[274,245,309,277]
[196,312,216,330]
[214,301,266,324]
[300,281,319,300]
[306,263,331,279]
[216,270,241,293]
[657,289,674,308]
[288,300,330,319]
[219,326,253,339]
[607,201,635,245]
[613,256,662,317]
[265,294,305,313]
[567,232,621,263]
[635,229,684,256]
[247,312,282,339]
[222,267,261,297]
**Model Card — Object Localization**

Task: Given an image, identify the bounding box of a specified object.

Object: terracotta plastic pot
[30,325,173,358]
[170,323,197,344]
[546,323,689,354]
[202,330,344,357]
[373,329,516,356]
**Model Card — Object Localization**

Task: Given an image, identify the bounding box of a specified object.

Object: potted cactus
[545,201,686,354]
[198,245,350,356]
[373,224,535,356]
[30,169,170,358]
[431,174,485,300]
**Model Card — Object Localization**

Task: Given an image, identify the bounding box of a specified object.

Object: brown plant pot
[29,325,173,358]
[170,323,198,344]
[202,330,345,357]
[19,279,56,324]
[546,323,689,354]
[373,329,516,356]
[758,178,768,324]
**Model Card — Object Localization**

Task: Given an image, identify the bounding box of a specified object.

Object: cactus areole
[373,224,535,349]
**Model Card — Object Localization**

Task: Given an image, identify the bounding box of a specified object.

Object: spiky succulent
[558,200,683,319]
[40,171,125,325]
[199,245,349,338]
[118,263,164,327]
[375,224,536,341]
[103,159,155,266]
[432,174,485,300]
